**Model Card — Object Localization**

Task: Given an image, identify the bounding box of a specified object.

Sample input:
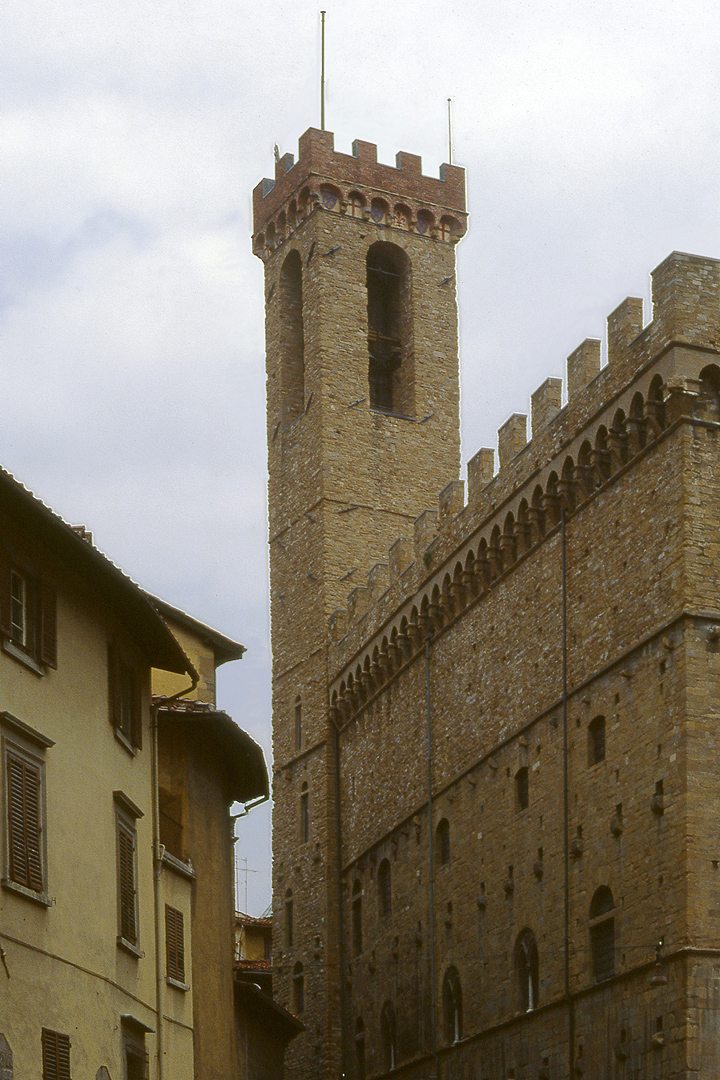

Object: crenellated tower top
[252,127,467,258]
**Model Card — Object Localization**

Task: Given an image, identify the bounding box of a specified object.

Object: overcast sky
[3,0,720,913]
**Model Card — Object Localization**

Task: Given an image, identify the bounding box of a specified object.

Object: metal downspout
[425,636,439,1080]
[151,673,198,1080]
[332,717,348,1078]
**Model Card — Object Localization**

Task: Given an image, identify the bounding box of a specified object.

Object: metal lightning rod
[321,11,326,130]
[447,97,453,164]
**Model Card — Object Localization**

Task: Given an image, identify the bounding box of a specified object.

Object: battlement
[327,251,720,718]
[252,127,466,248]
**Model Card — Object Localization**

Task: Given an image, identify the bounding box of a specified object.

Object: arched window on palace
[378,859,392,917]
[285,889,293,947]
[355,1017,366,1079]
[442,966,463,1043]
[279,250,305,424]
[300,782,309,844]
[514,928,539,1012]
[294,696,302,751]
[589,886,616,982]
[292,962,304,1014]
[588,715,606,765]
[352,880,363,955]
[366,242,413,416]
[381,1001,397,1072]
[436,818,450,866]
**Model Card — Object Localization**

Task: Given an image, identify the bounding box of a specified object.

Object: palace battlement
[327,251,720,719]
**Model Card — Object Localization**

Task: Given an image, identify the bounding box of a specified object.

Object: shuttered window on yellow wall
[165,904,185,982]
[118,821,138,945]
[41,1029,71,1080]
[7,751,43,892]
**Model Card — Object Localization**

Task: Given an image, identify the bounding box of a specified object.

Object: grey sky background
[3,0,719,914]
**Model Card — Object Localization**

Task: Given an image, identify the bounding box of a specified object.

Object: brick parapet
[252,127,466,249]
[328,252,720,697]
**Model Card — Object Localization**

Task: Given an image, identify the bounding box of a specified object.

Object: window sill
[117,936,143,959]
[2,639,44,676]
[2,878,51,906]
[166,977,190,992]
[161,850,195,881]
[114,728,138,757]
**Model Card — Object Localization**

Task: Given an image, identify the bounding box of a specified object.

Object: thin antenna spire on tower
[447,97,453,164]
[320,11,326,130]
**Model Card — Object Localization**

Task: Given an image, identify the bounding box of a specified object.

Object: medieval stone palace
[254,126,720,1079]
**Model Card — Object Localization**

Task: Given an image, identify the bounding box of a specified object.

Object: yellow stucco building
[0,465,268,1079]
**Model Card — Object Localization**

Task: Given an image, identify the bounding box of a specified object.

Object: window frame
[41,1029,71,1080]
[121,1022,149,1080]
[114,792,143,956]
[588,715,606,766]
[165,903,188,989]
[108,644,143,754]
[299,782,309,844]
[1,713,53,906]
[378,858,392,918]
[0,547,57,674]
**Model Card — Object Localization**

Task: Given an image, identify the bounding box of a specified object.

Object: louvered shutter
[0,545,10,637]
[118,822,137,944]
[7,752,43,892]
[42,1030,71,1080]
[40,580,57,668]
[131,670,142,751]
[108,645,120,729]
[166,905,185,981]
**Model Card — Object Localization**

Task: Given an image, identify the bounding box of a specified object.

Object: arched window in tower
[279,249,305,424]
[589,886,616,982]
[352,879,363,955]
[380,1001,397,1071]
[285,889,293,947]
[366,242,413,416]
[300,782,309,844]
[294,695,302,751]
[588,715,606,766]
[292,962,305,1013]
[355,1017,366,1080]
[436,817,450,865]
[378,858,392,917]
[442,966,463,1043]
[514,928,539,1011]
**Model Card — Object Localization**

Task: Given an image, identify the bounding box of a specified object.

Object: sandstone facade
[256,127,720,1079]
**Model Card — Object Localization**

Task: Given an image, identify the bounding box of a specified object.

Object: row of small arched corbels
[254,182,465,256]
[329,366,714,724]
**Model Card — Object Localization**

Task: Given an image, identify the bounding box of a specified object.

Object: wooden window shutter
[165,904,185,982]
[118,822,137,944]
[41,1030,71,1080]
[108,644,121,729]
[39,581,57,668]
[7,752,43,892]
[0,545,11,637]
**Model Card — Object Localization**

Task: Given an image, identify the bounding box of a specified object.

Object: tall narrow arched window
[436,818,450,866]
[515,767,529,811]
[378,859,392,917]
[352,880,363,955]
[366,242,413,416]
[355,1018,366,1079]
[381,1001,397,1071]
[300,782,309,844]
[588,715,606,765]
[285,889,293,947]
[292,961,304,1013]
[279,250,304,424]
[294,696,302,751]
[590,886,616,982]
[514,928,539,1012]
[442,966,463,1043]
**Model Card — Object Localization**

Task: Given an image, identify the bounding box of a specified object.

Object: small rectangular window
[122,1026,148,1080]
[115,794,143,953]
[108,645,142,751]
[41,1029,71,1080]
[165,904,186,983]
[0,549,57,670]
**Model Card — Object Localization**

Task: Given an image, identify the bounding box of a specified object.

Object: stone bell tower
[252,127,466,1078]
